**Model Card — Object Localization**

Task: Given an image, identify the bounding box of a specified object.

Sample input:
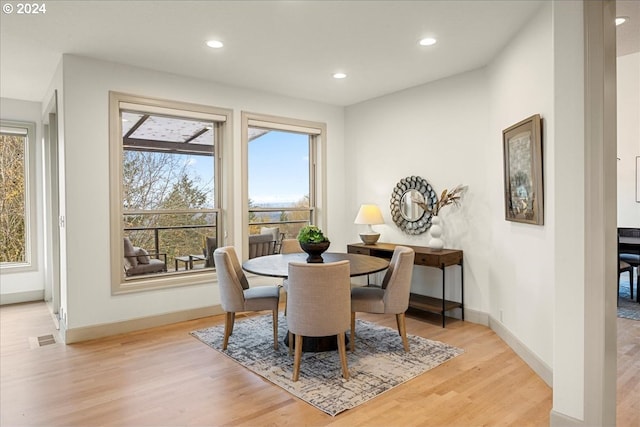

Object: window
[0,121,36,270]
[110,92,231,293]
[243,112,325,246]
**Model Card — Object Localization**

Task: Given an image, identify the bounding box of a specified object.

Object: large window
[243,113,325,245]
[0,121,36,269]
[110,93,231,293]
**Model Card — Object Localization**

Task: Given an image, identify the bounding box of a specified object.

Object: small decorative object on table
[297,225,330,263]
[413,185,466,251]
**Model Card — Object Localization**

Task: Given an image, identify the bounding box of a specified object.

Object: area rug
[191,314,463,416]
[618,274,639,321]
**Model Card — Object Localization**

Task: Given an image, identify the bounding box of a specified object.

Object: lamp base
[359,233,380,245]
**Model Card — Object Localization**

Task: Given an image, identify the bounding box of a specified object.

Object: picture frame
[502,114,543,225]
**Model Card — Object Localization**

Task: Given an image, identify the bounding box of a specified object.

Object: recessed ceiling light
[333,72,347,79]
[615,16,629,26]
[419,37,437,46]
[206,40,224,49]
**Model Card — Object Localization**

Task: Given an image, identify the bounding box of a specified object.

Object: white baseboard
[63,305,225,344]
[549,409,583,426]
[461,307,490,326]
[489,314,553,387]
[0,290,44,306]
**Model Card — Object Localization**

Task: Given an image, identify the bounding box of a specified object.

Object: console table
[347,242,464,327]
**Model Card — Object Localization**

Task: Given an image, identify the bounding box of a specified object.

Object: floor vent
[38,334,56,346]
[29,334,56,348]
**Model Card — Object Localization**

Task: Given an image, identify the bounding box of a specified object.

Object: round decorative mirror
[390,176,437,235]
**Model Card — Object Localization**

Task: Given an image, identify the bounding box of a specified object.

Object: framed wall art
[502,114,543,225]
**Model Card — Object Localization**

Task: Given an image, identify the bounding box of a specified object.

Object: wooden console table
[347,242,464,327]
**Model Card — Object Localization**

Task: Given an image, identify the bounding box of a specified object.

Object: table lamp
[354,204,384,244]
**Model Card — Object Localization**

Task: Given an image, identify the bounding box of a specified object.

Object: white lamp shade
[354,204,384,225]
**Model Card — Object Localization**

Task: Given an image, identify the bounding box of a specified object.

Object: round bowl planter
[299,241,330,263]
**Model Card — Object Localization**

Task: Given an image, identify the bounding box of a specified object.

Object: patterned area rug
[618,273,639,321]
[191,314,463,416]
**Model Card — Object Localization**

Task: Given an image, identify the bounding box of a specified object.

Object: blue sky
[187,129,309,206]
[248,130,309,205]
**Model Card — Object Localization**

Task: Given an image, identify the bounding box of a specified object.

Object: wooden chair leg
[350,312,356,352]
[396,313,410,352]
[223,312,235,350]
[337,332,349,380]
[272,309,279,350]
[288,331,294,356]
[293,334,303,381]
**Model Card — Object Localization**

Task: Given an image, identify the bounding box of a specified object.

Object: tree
[0,134,26,263]
[122,150,215,267]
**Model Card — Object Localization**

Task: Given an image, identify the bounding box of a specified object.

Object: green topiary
[297,225,329,244]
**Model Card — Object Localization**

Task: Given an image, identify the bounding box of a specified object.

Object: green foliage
[122,150,215,267]
[0,134,26,263]
[297,225,329,244]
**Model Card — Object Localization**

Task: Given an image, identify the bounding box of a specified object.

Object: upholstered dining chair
[280,238,303,254]
[286,260,351,382]
[350,246,415,352]
[213,246,281,350]
[280,238,303,316]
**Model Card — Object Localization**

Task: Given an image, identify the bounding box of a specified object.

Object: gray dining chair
[286,260,351,381]
[213,246,281,350]
[350,246,415,352]
[248,234,276,258]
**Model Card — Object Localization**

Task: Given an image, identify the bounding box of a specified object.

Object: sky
[248,130,309,205]
[187,129,309,206]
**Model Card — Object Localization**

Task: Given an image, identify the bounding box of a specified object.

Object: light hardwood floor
[0,302,637,426]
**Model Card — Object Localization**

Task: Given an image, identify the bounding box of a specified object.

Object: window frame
[0,120,37,272]
[109,92,232,294]
[241,112,327,259]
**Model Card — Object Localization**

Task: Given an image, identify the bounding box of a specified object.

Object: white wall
[58,55,345,331]
[0,97,45,304]
[345,2,554,370]
[345,69,490,311]
[486,2,554,367]
[617,52,640,226]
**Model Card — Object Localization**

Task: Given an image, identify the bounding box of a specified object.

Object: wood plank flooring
[0,302,637,426]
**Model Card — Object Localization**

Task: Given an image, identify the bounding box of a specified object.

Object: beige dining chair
[213,246,281,350]
[286,260,351,381]
[280,238,303,254]
[350,246,415,352]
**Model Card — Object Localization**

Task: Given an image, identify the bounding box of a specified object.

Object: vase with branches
[413,184,466,250]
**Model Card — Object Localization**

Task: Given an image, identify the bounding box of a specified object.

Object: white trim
[489,315,553,387]
[62,305,225,344]
[0,290,44,305]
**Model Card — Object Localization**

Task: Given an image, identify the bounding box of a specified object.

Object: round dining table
[242,252,390,352]
[242,252,390,278]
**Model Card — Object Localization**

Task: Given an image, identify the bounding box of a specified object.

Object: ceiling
[0,1,637,107]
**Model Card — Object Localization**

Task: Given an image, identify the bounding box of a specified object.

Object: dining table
[242,251,390,278]
[242,252,390,352]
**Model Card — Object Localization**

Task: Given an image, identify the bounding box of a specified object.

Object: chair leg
[223,312,235,350]
[396,313,410,352]
[293,334,303,381]
[350,312,356,352]
[288,331,294,356]
[272,309,279,350]
[337,332,349,380]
